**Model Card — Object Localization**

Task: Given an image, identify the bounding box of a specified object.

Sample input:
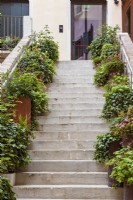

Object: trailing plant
[17,48,56,83]
[101,43,120,60]
[107,147,133,185]
[0,176,16,200]
[94,132,121,164]
[29,26,59,62]
[0,36,19,50]
[102,85,133,120]
[5,73,49,124]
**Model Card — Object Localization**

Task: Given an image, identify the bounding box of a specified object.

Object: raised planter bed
[0,50,10,63]
[2,173,16,186]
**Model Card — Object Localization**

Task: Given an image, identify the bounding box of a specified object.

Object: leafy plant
[0,36,19,50]
[102,85,133,120]
[17,48,56,83]
[93,56,101,67]
[94,132,121,164]
[0,176,16,200]
[101,43,120,60]
[107,147,133,185]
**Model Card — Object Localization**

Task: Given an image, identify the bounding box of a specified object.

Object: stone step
[48,103,104,110]
[28,149,94,160]
[38,123,109,132]
[49,97,104,104]
[56,71,95,76]
[16,172,108,185]
[37,116,105,124]
[48,87,104,93]
[22,160,106,172]
[53,76,94,83]
[46,109,103,117]
[48,92,104,98]
[17,199,121,200]
[14,185,123,199]
[29,140,96,150]
[33,131,106,141]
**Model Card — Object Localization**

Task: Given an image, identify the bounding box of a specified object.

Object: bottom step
[14,185,123,199]
[17,199,121,200]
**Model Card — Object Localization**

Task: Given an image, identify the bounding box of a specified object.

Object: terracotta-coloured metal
[14,97,31,127]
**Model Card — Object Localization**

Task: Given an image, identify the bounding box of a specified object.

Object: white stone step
[49,97,105,104]
[48,92,104,98]
[16,172,108,185]
[53,77,94,83]
[33,131,106,141]
[37,116,106,125]
[48,87,104,93]
[22,160,106,172]
[17,199,121,200]
[29,140,96,150]
[48,103,104,110]
[38,123,109,132]
[28,149,94,160]
[14,185,123,199]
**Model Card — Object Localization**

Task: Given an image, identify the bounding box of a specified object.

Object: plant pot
[14,97,31,127]
[124,183,133,200]
[108,140,122,187]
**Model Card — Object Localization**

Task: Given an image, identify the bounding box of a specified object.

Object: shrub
[5,73,49,124]
[101,43,120,60]
[94,60,125,87]
[94,132,121,164]
[107,147,133,185]
[0,176,16,200]
[102,85,133,120]
[89,37,104,58]
[93,56,102,67]
[17,48,56,84]
[0,36,19,50]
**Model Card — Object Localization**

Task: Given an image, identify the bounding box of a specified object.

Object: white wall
[107,0,122,30]
[29,0,122,61]
[29,0,71,61]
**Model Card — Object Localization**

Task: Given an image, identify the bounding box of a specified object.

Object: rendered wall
[29,0,122,61]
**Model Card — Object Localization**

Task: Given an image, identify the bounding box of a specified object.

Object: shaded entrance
[71,0,106,60]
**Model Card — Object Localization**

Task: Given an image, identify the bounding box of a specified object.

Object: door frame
[70,0,107,60]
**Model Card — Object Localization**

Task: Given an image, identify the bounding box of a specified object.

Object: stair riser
[38,117,105,124]
[14,187,123,199]
[29,141,95,150]
[16,173,108,185]
[48,103,104,110]
[22,161,106,172]
[49,93,104,98]
[33,131,106,141]
[29,150,94,160]
[49,98,104,104]
[48,88,104,93]
[39,124,109,132]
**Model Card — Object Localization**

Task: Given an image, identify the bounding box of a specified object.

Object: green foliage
[17,48,55,84]
[30,26,59,62]
[89,25,119,59]
[94,132,121,164]
[94,60,125,87]
[0,120,32,173]
[93,56,101,67]
[101,43,120,60]
[107,147,133,185]
[6,73,49,118]
[0,176,16,200]
[0,36,19,50]
[102,85,133,120]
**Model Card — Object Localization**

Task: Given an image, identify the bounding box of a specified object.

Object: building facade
[0,0,123,60]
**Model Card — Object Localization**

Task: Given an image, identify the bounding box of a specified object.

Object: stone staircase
[14,60,123,200]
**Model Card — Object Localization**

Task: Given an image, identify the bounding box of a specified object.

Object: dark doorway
[0,0,29,38]
[71,0,106,60]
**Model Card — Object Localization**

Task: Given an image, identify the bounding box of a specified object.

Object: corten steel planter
[124,184,133,200]
[108,140,122,187]
[14,97,31,127]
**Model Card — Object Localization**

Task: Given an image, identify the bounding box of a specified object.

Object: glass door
[71,4,104,60]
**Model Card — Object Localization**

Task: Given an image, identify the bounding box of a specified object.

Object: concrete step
[48,87,104,93]
[28,149,94,160]
[17,199,122,200]
[48,103,104,110]
[29,140,96,150]
[37,116,106,125]
[16,172,108,185]
[33,131,106,141]
[48,92,104,98]
[14,185,123,199]
[22,160,106,172]
[38,123,109,132]
[53,77,94,83]
[49,97,105,104]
